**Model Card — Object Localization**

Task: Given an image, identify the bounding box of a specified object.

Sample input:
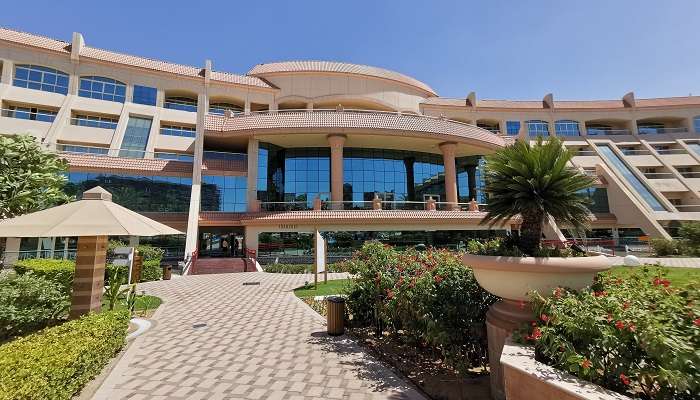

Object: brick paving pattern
[92,272,425,400]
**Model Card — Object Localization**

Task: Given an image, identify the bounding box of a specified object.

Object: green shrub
[518,267,699,399]
[0,274,69,341]
[651,238,680,257]
[141,259,162,281]
[0,310,129,400]
[14,259,74,293]
[262,263,348,274]
[344,242,497,372]
[107,240,164,261]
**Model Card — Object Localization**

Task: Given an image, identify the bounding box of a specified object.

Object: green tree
[481,137,595,254]
[0,135,72,218]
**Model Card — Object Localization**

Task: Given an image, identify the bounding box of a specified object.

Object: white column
[439,142,458,210]
[184,93,207,256]
[328,135,346,209]
[2,237,21,267]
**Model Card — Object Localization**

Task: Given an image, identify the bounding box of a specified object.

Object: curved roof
[249,61,437,96]
[205,110,505,148]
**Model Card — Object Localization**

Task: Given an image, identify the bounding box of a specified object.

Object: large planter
[463,254,611,400]
[500,337,630,400]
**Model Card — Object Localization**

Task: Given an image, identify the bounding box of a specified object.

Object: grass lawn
[102,295,162,313]
[294,279,350,298]
[608,266,700,288]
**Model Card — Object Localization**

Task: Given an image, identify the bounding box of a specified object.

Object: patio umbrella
[0,186,182,318]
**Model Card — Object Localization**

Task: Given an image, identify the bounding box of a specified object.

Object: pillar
[2,237,20,267]
[184,93,207,256]
[439,142,458,210]
[70,235,108,319]
[246,139,259,212]
[328,135,346,210]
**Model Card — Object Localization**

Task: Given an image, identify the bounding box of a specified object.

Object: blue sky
[2,1,699,100]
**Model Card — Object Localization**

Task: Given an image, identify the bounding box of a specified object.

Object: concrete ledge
[500,338,631,400]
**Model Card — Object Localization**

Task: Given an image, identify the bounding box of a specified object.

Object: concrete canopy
[0,186,182,238]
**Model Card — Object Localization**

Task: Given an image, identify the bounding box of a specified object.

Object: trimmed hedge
[263,263,348,274]
[0,274,69,341]
[0,310,129,400]
[13,259,74,293]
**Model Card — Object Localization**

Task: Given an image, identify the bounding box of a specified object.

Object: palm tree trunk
[520,211,544,254]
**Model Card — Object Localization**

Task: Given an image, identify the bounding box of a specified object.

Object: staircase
[193,257,256,275]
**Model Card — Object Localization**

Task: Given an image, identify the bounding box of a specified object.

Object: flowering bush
[517,266,699,399]
[344,242,497,372]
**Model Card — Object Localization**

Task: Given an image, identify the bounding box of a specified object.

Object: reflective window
[201,175,247,212]
[457,156,486,203]
[13,64,69,94]
[133,85,157,106]
[343,148,444,209]
[78,76,126,102]
[527,120,550,137]
[284,148,330,207]
[1,105,56,122]
[506,121,520,135]
[119,117,152,158]
[160,123,196,138]
[210,102,243,115]
[257,143,284,204]
[578,187,610,213]
[65,172,192,212]
[58,144,109,155]
[164,96,197,112]
[71,114,118,130]
[688,143,700,156]
[596,144,666,211]
[693,116,700,133]
[555,120,580,136]
[477,122,500,134]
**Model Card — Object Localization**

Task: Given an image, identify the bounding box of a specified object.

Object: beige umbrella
[0,187,182,318]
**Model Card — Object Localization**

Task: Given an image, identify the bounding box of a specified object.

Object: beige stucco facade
[1,27,699,262]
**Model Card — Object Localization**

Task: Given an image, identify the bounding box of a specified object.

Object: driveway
[92,272,425,400]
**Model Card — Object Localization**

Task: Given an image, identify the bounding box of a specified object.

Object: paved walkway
[609,257,700,268]
[92,272,425,400]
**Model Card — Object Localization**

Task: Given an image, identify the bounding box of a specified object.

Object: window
[78,76,126,102]
[13,64,69,94]
[71,114,118,130]
[160,123,196,138]
[506,121,520,135]
[133,85,157,106]
[164,96,197,112]
[527,120,550,137]
[201,175,247,212]
[210,102,243,115]
[693,116,700,133]
[477,122,499,134]
[1,105,57,122]
[637,122,665,135]
[119,117,152,158]
[58,144,109,155]
[155,152,194,162]
[555,120,580,136]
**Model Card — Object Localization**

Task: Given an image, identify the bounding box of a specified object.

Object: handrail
[70,116,118,130]
[643,172,676,179]
[654,149,688,155]
[638,127,688,134]
[585,128,630,136]
[54,143,195,162]
[1,107,57,121]
[679,171,700,178]
[619,149,651,155]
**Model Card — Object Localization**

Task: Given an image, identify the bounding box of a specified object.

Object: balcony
[638,127,688,135]
[258,200,486,212]
[585,128,630,136]
[204,108,506,149]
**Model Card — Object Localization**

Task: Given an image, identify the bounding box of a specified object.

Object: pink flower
[554,287,563,299]
[627,323,636,332]
[530,327,542,340]
[693,318,700,327]
[594,290,607,297]
[540,314,550,323]
[581,359,592,370]
[615,321,625,330]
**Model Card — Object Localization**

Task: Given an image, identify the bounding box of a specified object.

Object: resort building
[1,27,699,269]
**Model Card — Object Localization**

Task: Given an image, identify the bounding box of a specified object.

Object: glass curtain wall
[201,175,247,212]
[119,116,152,158]
[456,156,487,203]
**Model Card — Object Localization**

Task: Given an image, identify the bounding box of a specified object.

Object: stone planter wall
[500,337,631,400]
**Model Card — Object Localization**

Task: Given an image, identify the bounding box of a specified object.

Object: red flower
[434,275,444,284]
[594,290,607,297]
[386,289,394,299]
[620,373,630,386]
[531,327,542,340]
[615,321,625,330]
[581,359,592,370]
[627,323,636,332]
[653,278,670,287]
[623,301,630,310]
[554,287,563,299]
[693,318,700,327]
[540,314,550,323]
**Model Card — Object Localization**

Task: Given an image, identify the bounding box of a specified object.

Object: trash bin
[326,296,345,336]
[162,264,172,280]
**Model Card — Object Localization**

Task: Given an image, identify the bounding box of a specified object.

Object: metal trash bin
[162,264,172,280]
[326,296,345,336]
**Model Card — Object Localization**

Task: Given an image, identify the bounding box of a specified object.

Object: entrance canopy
[0,186,182,237]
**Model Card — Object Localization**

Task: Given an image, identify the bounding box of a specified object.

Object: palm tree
[481,137,596,254]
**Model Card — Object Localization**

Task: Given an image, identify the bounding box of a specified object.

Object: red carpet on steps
[193,258,254,274]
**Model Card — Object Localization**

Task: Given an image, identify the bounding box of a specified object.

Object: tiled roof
[423,96,700,110]
[205,110,506,147]
[0,27,271,89]
[62,153,193,176]
[202,158,247,174]
[249,61,437,95]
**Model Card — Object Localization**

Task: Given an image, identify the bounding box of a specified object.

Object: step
[194,258,253,274]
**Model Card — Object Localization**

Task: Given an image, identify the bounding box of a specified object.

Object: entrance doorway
[199,229,245,258]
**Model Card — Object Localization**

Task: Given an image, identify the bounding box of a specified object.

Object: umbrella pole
[69,235,108,319]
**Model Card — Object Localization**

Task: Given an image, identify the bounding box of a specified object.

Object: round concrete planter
[463,254,611,301]
[462,254,611,400]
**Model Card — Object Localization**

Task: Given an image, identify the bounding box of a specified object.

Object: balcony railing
[638,127,688,135]
[619,149,651,156]
[1,107,57,123]
[203,150,247,162]
[258,200,486,212]
[572,150,598,156]
[674,204,700,212]
[586,128,630,136]
[654,148,688,155]
[55,143,195,162]
[643,172,676,179]
[679,171,700,179]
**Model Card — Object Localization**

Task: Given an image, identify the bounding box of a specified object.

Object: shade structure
[0,186,182,237]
